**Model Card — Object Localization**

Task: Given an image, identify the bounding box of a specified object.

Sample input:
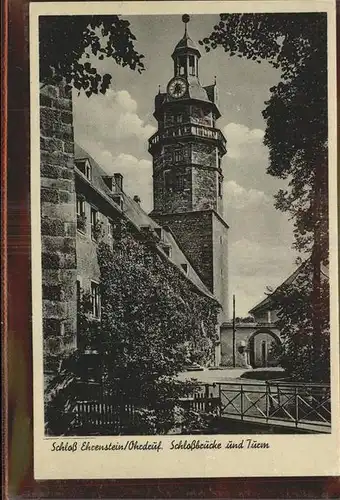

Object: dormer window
[181,263,188,274]
[102,176,114,191]
[154,227,163,240]
[112,194,124,211]
[75,159,92,181]
[163,245,172,258]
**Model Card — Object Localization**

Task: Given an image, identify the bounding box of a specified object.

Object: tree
[45,222,220,435]
[202,14,329,380]
[269,260,330,382]
[39,16,145,96]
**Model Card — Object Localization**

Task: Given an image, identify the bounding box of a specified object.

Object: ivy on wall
[45,220,220,435]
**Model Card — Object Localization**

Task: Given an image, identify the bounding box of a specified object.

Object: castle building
[42,15,292,397]
[149,16,229,325]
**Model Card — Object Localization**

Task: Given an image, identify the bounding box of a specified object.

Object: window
[163,245,172,258]
[85,161,92,180]
[112,194,124,211]
[181,263,188,274]
[154,227,163,240]
[164,170,172,190]
[76,197,86,232]
[76,279,81,347]
[261,341,268,367]
[176,56,186,76]
[90,207,98,240]
[174,150,183,163]
[176,174,185,191]
[108,220,114,239]
[91,282,101,318]
[76,197,85,216]
[218,176,223,198]
[189,55,196,76]
[175,114,183,123]
[76,279,81,305]
[75,159,92,180]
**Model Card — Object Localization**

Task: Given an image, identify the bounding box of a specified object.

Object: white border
[31,0,339,480]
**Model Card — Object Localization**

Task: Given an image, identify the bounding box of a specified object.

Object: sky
[73,14,299,317]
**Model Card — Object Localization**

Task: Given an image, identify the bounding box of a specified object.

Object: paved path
[177,367,286,384]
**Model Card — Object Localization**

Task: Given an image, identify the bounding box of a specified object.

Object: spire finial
[214,75,217,85]
[182,14,190,35]
[158,84,161,94]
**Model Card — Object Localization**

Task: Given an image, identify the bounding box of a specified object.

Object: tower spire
[182,14,190,36]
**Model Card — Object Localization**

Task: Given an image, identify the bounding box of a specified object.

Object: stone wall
[212,215,229,322]
[192,166,218,212]
[151,211,214,292]
[220,323,281,368]
[190,104,214,127]
[40,84,77,378]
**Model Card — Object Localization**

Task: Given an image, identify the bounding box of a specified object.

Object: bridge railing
[215,380,331,432]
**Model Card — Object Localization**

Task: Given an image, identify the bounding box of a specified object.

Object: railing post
[240,384,244,421]
[295,386,299,428]
[218,383,222,416]
[205,384,209,412]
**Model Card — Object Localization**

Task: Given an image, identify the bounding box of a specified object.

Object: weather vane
[182,14,190,34]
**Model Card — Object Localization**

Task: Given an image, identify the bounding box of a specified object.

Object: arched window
[189,55,196,76]
[176,56,186,76]
[163,170,172,190]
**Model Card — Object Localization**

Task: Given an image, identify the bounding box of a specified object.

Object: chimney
[114,173,123,191]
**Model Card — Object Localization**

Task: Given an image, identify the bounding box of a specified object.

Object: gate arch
[248,329,281,368]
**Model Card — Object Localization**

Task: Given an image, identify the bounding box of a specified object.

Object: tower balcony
[148,123,226,154]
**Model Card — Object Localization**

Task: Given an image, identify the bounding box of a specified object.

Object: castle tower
[149,15,229,321]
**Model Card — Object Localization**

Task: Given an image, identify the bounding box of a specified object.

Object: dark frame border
[3,0,340,497]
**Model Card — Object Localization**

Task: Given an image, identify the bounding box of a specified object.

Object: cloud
[223,122,265,159]
[224,180,270,210]
[74,89,156,144]
[222,180,297,316]
[228,237,298,316]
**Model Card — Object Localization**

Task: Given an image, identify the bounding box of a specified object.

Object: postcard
[30,0,339,480]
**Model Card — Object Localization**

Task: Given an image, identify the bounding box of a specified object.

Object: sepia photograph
[37,8,333,439]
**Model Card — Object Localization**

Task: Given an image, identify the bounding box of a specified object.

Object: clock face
[167,78,187,99]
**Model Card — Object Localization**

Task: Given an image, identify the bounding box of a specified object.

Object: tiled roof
[74,144,217,302]
[249,259,329,314]
[172,33,201,57]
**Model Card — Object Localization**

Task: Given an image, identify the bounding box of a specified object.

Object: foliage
[235,316,255,324]
[202,14,329,380]
[44,351,80,435]
[269,260,330,382]
[45,221,220,435]
[202,13,328,258]
[39,16,145,95]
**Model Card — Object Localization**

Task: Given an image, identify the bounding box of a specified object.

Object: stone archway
[248,329,282,368]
